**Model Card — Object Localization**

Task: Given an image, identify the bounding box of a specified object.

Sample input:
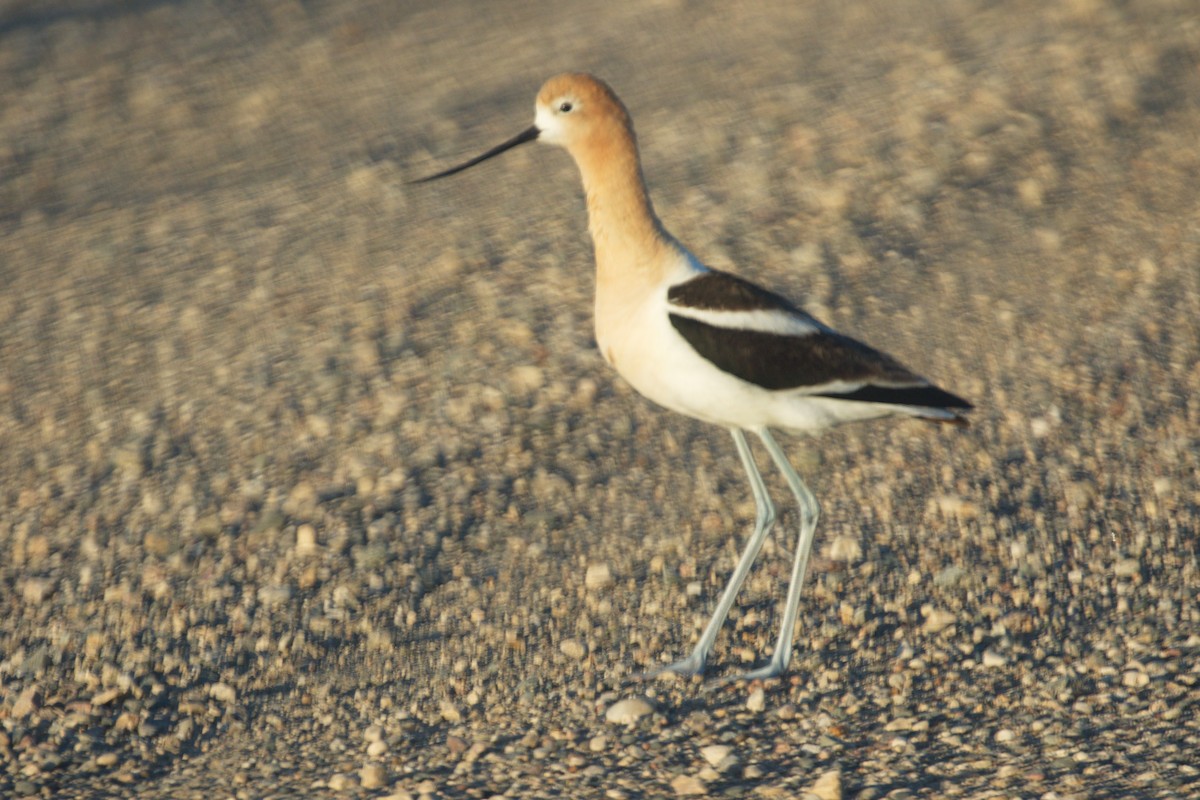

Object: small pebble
[808,768,843,800]
[934,565,965,587]
[175,717,194,740]
[295,524,320,556]
[209,683,237,704]
[931,494,978,519]
[700,744,731,768]
[922,607,957,634]
[12,685,42,717]
[21,578,53,604]
[605,696,654,725]
[825,534,862,561]
[559,638,588,660]
[257,583,292,606]
[585,563,614,590]
[982,649,1008,667]
[92,687,123,706]
[360,762,388,789]
[137,719,164,737]
[1122,670,1150,688]
[670,774,707,796]
[440,701,462,723]
[327,773,354,791]
[508,364,545,395]
[1113,558,1140,577]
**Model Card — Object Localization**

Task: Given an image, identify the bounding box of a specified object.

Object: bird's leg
[644,428,775,679]
[729,428,820,682]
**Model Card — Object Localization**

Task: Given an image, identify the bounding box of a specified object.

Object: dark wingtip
[816,383,972,410]
[920,389,972,428]
[922,397,972,428]
[813,382,973,427]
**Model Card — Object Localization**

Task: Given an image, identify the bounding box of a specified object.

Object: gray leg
[732,427,820,681]
[645,428,776,678]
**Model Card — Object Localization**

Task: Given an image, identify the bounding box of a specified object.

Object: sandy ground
[2,0,1199,797]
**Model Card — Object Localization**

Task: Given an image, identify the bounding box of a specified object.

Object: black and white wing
[666,271,971,416]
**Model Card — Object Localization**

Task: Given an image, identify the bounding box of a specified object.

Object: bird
[413,73,971,681]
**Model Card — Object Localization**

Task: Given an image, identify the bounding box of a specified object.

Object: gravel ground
[2,0,1199,798]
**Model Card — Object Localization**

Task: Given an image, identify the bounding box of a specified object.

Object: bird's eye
[558,101,573,113]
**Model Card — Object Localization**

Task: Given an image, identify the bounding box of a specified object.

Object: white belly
[596,284,897,434]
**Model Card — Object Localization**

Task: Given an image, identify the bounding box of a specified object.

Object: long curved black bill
[411,125,540,184]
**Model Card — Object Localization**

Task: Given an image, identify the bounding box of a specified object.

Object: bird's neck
[573,137,673,286]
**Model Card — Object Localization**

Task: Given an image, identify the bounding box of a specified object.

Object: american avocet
[415,74,971,681]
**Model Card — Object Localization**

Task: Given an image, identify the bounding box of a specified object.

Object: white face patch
[533,104,561,144]
[533,96,577,147]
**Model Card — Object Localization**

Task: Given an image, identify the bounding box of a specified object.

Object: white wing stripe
[666,305,823,337]
[785,378,926,397]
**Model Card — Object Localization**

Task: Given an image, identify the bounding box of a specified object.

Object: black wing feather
[812,382,971,408]
[668,270,806,314]
[667,271,972,411]
[668,314,910,391]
